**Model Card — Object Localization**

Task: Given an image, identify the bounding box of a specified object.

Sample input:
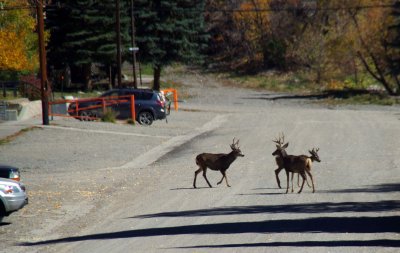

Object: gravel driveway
[0,70,399,253]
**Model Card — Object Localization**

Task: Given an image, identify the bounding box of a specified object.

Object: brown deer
[275,149,321,191]
[289,148,321,191]
[193,138,244,188]
[272,134,318,193]
[273,134,301,189]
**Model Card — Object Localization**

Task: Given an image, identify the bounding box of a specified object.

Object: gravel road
[0,70,399,253]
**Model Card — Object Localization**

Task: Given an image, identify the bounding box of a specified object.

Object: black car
[0,164,21,182]
[68,88,167,125]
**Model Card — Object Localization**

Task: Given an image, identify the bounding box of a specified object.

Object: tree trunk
[153,65,162,91]
[111,66,117,88]
[83,63,93,91]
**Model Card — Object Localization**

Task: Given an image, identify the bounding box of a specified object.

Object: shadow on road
[20,216,400,246]
[320,183,400,193]
[241,89,385,102]
[173,239,400,249]
[130,200,400,219]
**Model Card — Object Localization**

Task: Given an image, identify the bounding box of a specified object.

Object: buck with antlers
[193,138,244,188]
[272,134,320,193]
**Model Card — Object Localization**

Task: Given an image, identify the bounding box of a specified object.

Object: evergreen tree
[134,0,207,90]
[46,0,131,90]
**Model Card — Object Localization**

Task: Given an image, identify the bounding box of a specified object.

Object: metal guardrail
[49,95,136,122]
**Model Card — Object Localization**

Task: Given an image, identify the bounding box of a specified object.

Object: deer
[193,138,244,188]
[272,134,318,193]
[289,148,321,190]
[273,133,305,189]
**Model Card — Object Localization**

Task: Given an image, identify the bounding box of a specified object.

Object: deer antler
[273,133,285,146]
[231,138,240,149]
[310,147,319,154]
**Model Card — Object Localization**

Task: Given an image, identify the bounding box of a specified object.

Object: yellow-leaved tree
[0,0,37,72]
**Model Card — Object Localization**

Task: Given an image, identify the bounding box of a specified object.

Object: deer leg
[217,171,224,185]
[291,172,295,192]
[297,173,300,187]
[217,171,231,187]
[193,167,202,188]
[306,170,315,193]
[298,173,311,188]
[202,168,213,188]
[275,167,282,188]
[298,172,307,194]
[285,170,290,194]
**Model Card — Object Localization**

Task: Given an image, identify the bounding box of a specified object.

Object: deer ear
[282,142,289,148]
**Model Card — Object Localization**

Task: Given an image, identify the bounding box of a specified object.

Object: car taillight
[156,100,165,107]
[9,170,20,181]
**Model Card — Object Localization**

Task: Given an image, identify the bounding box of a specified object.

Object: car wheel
[0,200,5,222]
[138,111,154,125]
[79,111,91,121]
[91,111,98,121]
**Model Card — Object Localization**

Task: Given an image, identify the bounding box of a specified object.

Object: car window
[123,90,142,99]
[141,92,153,100]
[101,91,120,98]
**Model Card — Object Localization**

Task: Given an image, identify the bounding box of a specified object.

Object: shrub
[101,109,117,123]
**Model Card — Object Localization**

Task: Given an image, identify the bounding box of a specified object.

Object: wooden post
[36,1,49,125]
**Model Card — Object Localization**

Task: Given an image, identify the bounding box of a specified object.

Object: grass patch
[0,126,40,145]
[127,118,135,125]
[101,109,117,123]
[225,71,318,93]
[224,70,400,106]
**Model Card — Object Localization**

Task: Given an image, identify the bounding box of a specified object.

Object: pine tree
[134,0,207,90]
[46,0,131,90]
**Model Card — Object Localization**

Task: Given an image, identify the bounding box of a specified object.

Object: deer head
[230,138,244,157]
[309,148,321,162]
[272,133,289,156]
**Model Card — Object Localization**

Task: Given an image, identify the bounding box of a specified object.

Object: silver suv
[0,178,28,222]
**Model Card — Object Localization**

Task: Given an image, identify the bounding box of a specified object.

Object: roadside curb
[105,114,228,170]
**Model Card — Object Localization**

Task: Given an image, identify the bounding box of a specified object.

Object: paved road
[1,76,400,252]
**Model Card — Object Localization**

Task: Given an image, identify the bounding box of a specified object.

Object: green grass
[127,118,135,125]
[101,109,117,123]
[0,126,40,145]
[226,71,399,106]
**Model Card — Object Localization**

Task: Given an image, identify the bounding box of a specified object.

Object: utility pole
[36,0,49,125]
[130,0,138,89]
[116,0,122,88]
